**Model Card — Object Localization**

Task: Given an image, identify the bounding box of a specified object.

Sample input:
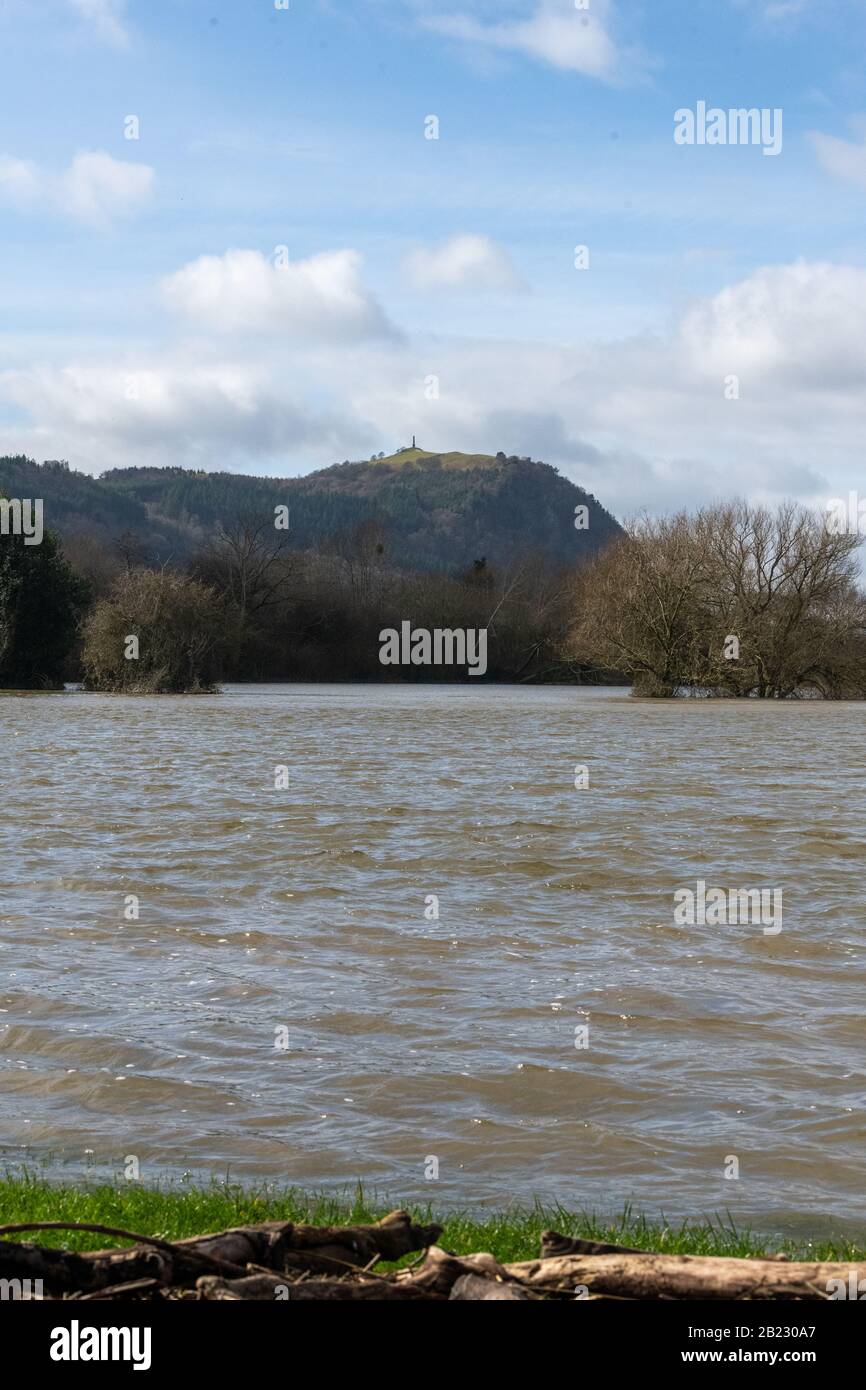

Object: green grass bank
[1,1177,864,1266]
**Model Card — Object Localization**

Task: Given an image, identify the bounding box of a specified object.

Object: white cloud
[68,0,130,47]
[0,156,41,203]
[678,261,866,381]
[1,358,367,469]
[340,260,866,512]
[162,247,397,340]
[809,129,866,189]
[403,234,523,291]
[63,152,153,224]
[4,258,866,518]
[423,0,620,79]
[0,150,153,226]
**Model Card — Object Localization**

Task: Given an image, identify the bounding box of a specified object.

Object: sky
[1,0,866,518]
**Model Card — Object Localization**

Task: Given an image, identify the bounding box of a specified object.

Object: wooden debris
[0,1209,441,1298]
[540,1229,644,1257]
[504,1250,866,1300]
[0,1213,860,1301]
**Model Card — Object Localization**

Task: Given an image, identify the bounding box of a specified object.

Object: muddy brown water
[1,684,864,1238]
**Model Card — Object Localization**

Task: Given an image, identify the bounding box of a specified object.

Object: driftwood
[505,1246,865,1300]
[197,1273,431,1301]
[195,1238,866,1302]
[196,1247,526,1301]
[1,1215,862,1301]
[0,1210,441,1298]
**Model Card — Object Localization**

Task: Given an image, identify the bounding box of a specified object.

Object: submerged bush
[82,569,225,693]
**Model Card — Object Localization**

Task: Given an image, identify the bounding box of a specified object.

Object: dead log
[74,1278,165,1302]
[0,1210,441,1297]
[541,1230,644,1257]
[0,1222,280,1294]
[0,1240,98,1297]
[196,1247,521,1301]
[4,1213,856,1301]
[196,1273,295,1301]
[392,1246,530,1299]
[505,1250,866,1300]
[281,1209,442,1268]
[197,1273,431,1300]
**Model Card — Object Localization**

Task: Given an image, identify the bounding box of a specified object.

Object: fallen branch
[0,1209,442,1297]
[540,1229,644,1257]
[3,1213,860,1300]
[504,1250,866,1300]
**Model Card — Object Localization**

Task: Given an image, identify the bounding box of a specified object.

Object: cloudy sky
[1,0,865,517]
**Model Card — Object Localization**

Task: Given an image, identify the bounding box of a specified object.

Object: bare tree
[565,501,866,698]
[697,501,866,697]
[567,513,710,695]
[193,514,296,623]
[330,519,390,609]
[113,530,150,573]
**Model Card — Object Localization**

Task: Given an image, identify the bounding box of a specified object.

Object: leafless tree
[193,514,296,623]
[567,513,710,695]
[565,501,866,698]
[697,501,866,697]
[330,519,390,609]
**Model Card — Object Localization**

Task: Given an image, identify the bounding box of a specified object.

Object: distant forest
[0,452,620,573]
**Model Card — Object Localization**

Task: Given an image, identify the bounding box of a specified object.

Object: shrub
[82,569,225,693]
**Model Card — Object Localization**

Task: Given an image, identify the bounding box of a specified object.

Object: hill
[371,446,504,470]
[0,448,622,573]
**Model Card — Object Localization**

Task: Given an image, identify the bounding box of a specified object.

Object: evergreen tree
[0,527,89,689]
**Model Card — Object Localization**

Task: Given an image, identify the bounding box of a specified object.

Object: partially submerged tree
[567,501,866,698]
[696,501,866,698]
[82,568,225,693]
[568,514,710,696]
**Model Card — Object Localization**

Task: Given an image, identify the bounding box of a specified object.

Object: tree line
[1,511,581,691]
[2,498,864,696]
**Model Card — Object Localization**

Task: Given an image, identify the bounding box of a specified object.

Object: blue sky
[1,0,866,515]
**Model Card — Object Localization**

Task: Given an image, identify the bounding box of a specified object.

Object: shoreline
[1,1176,863,1266]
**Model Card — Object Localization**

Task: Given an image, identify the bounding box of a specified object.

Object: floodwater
[1,684,864,1238]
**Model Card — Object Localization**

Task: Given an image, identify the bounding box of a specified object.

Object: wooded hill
[0,449,621,574]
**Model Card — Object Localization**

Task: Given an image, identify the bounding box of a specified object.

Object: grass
[374,448,498,470]
[1,1175,864,1266]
